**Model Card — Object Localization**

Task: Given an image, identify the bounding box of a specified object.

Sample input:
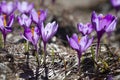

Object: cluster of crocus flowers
[67,11,117,67]
[91,11,117,58]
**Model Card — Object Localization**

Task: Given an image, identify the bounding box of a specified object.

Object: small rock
[0,63,11,74]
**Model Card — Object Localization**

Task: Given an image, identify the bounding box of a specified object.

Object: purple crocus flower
[40,21,58,70]
[67,34,93,67]
[91,11,117,58]
[22,26,40,50]
[77,23,93,36]
[0,0,16,15]
[18,14,32,28]
[31,9,47,24]
[17,1,34,14]
[40,21,58,44]
[0,14,14,47]
[110,0,120,11]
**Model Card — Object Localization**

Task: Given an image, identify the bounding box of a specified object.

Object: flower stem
[43,42,48,79]
[26,41,29,51]
[0,33,3,48]
[35,45,40,66]
[43,42,46,66]
[95,38,100,61]
[3,34,6,48]
[77,52,81,74]
[35,45,40,79]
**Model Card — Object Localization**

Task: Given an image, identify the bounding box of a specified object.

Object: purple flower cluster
[16,2,57,50]
[0,0,58,49]
[67,11,117,66]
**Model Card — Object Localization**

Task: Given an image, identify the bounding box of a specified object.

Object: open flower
[31,9,47,24]
[40,21,58,44]
[67,34,93,67]
[0,0,16,15]
[77,23,93,36]
[17,1,34,14]
[91,11,117,58]
[22,26,40,49]
[18,14,32,28]
[110,0,120,11]
[0,14,14,47]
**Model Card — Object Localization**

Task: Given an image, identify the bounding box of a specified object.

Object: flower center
[102,16,105,19]
[31,27,34,37]
[37,11,41,18]
[3,14,7,27]
[78,37,81,43]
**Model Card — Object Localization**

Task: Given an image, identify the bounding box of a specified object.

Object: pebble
[0,63,12,80]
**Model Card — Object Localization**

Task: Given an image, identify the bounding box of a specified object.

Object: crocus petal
[27,3,34,13]
[70,33,78,43]
[105,17,117,32]
[23,27,33,42]
[0,16,4,27]
[84,37,94,50]
[33,27,40,45]
[99,14,115,29]
[79,35,93,52]
[79,35,88,52]
[7,2,14,15]
[17,2,22,12]
[1,1,7,14]
[41,22,46,42]
[67,35,79,50]
[39,9,47,21]
[20,1,28,13]
[45,21,58,42]
[18,16,23,26]
[91,11,100,31]
[77,23,84,34]
[31,9,39,23]
[7,14,14,27]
